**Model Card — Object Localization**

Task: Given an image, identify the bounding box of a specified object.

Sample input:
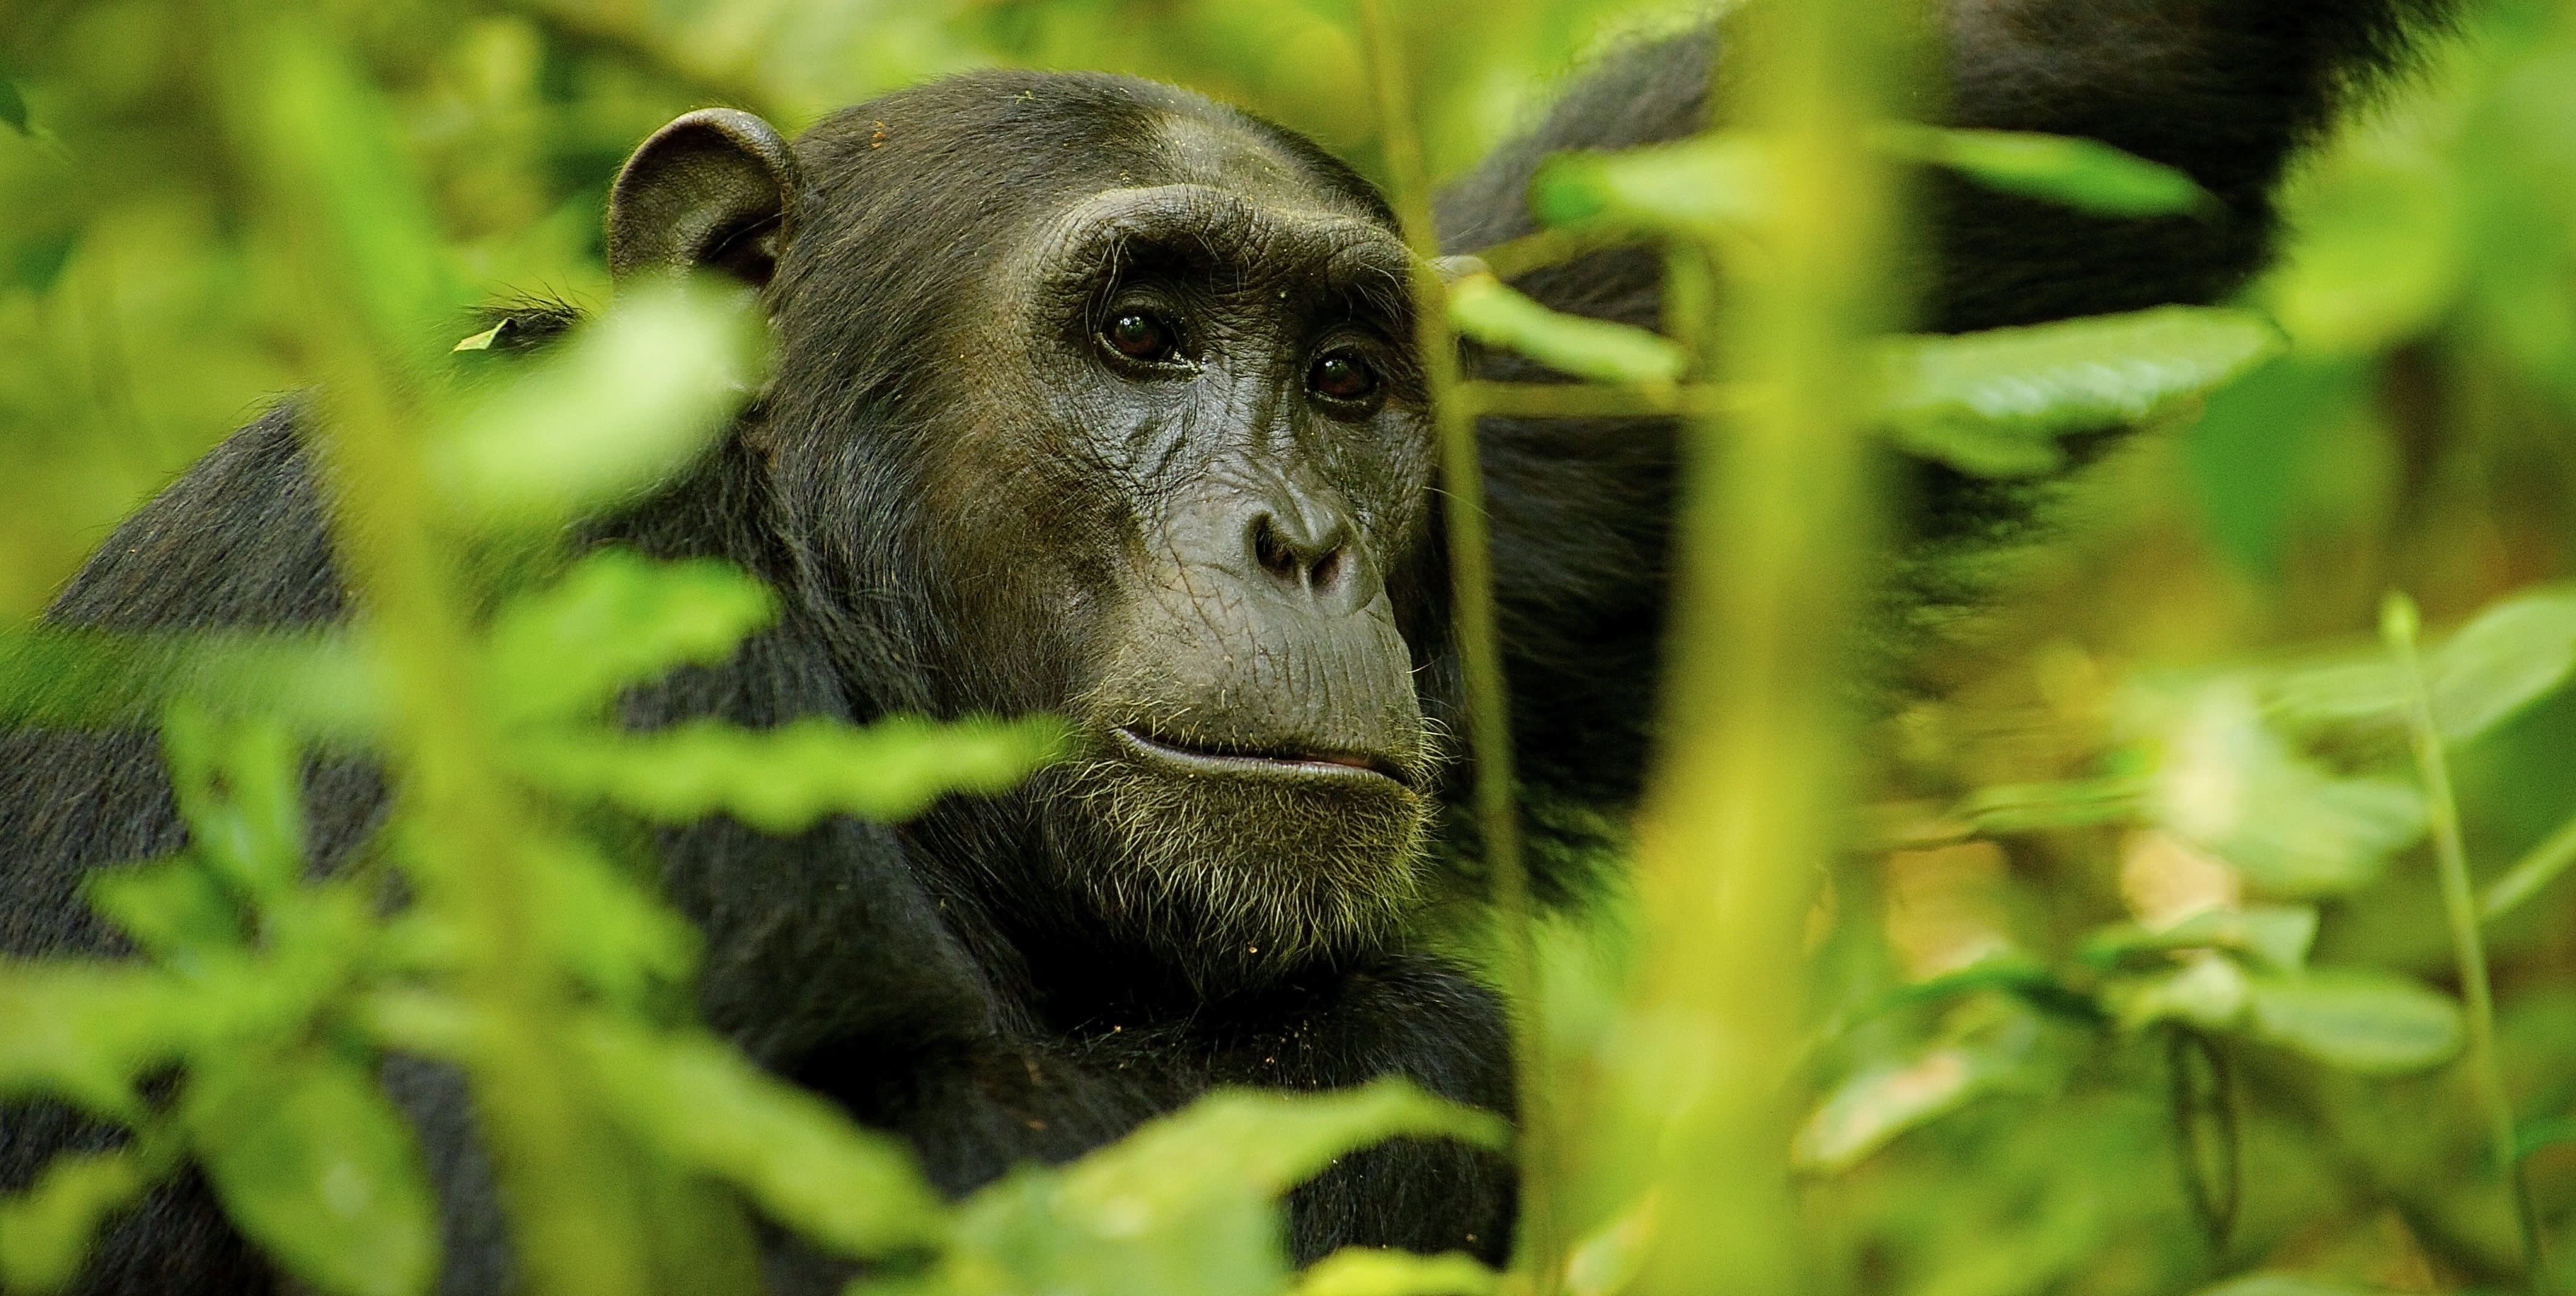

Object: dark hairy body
[0,2,2455,1291]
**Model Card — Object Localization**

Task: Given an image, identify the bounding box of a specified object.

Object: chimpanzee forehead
[1149,114,1381,220]
[1028,182,1414,302]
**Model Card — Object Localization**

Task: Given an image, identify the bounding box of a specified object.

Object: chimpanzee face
[934,122,1444,978]
[606,79,1445,981]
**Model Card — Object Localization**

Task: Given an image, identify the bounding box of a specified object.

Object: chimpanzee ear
[608,108,804,288]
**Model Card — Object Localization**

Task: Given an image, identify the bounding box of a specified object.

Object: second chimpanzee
[0,0,2459,1290]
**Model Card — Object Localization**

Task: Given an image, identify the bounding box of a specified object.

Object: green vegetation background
[4,0,2575,1292]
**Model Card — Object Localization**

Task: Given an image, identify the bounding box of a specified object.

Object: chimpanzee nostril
[1244,506,1355,599]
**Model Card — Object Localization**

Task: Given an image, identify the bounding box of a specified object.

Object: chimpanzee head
[606,73,1448,985]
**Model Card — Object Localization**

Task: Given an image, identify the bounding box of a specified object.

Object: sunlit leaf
[2197,1275,2396,1296]
[574,1020,944,1258]
[1294,1248,1497,1296]
[0,1151,153,1294]
[1951,778,2144,835]
[0,630,380,740]
[1528,133,1774,232]
[162,706,307,902]
[484,551,778,726]
[183,1050,439,1296]
[518,714,1066,832]
[1446,274,1686,385]
[0,963,199,1119]
[252,25,459,356]
[2262,134,2462,355]
[1796,1045,2006,1171]
[1878,124,2213,219]
[949,1081,1503,1296]
[435,280,764,527]
[2103,955,2250,1033]
[85,857,246,965]
[1877,308,2284,478]
[2080,906,2319,973]
[524,835,699,1007]
[1562,1195,1655,1296]
[2425,586,2576,740]
[2245,970,2464,1073]
[2146,679,2424,895]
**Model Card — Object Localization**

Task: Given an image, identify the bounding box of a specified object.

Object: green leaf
[0,1151,153,1294]
[574,1020,944,1258]
[1793,1044,2007,1172]
[162,706,307,902]
[2196,1275,2395,1296]
[2146,679,2423,895]
[2425,586,2576,741]
[484,551,777,726]
[0,964,199,1119]
[1294,1248,1497,1296]
[2514,1113,2576,1163]
[0,630,380,739]
[253,25,459,357]
[1878,125,2213,219]
[2103,955,2251,1033]
[435,280,764,527]
[950,1080,1503,1296]
[2244,969,2464,1074]
[1877,308,2284,478]
[182,1051,438,1296]
[1528,133,1774,232]
[518,714,1066,832]
[85,857,248,964]
[2080,905,2319,973]
[0,73,30,136]
[524,835,699,1007]
[1446,274,1686,386]
[1951,777,2145,835]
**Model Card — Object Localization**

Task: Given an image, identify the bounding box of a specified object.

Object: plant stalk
[1353,1,1560,1288]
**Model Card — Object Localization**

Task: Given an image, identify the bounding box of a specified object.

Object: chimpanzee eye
[1308,352,1377,403]
[1103,311,1175,362]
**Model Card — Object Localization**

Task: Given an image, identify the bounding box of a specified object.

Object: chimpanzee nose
[1246,496,1368,611]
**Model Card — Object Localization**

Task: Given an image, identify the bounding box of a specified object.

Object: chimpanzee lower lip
[1113,726,1409,788]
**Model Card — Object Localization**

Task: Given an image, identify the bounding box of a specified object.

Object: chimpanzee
[0,1,2460,1291]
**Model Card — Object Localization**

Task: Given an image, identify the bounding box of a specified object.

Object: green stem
[1620,2,1909,1291]
[1352,3,1559,1288]
[212,16,652,1295]
[2480,804,2576,923]
[2382,593,2549,1295]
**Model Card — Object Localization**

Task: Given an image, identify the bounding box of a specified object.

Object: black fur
[1,4,2457,1291]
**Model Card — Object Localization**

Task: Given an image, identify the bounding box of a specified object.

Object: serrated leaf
[1528,133,1774,232]
[1879,124,2213,218]
[1295,1248,1497,1296]
[574,1020,942,1258]
[2245,969,2463,1073]
[1878,308,2283,478]
[0,964,199,1119]
[0,1151,153,1294]
[1447,274,1685,386]
[183,1051,438,1296]
[485,551,777,726]
[435,280,763,527]
[519,714,1066,831]
[85,857,247,964]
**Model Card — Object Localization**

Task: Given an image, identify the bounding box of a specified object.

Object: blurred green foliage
[2,0,2576,1294]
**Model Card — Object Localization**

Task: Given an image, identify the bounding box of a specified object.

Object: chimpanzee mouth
[1113,726,1411,788]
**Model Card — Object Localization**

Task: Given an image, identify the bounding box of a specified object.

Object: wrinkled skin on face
[913,122,1442,982]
